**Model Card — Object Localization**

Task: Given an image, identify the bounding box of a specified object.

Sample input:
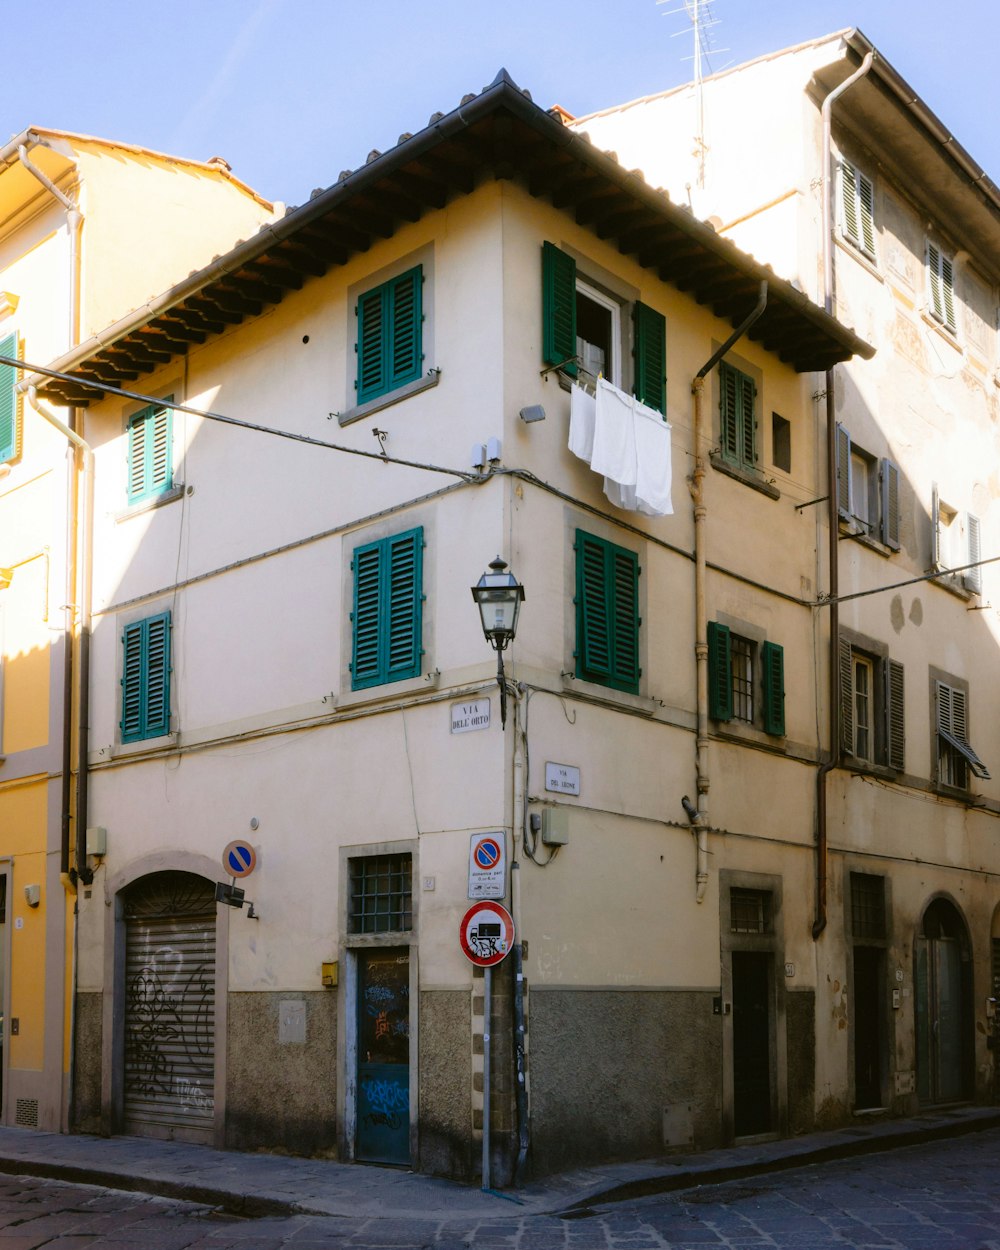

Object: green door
[356,949,410,1164]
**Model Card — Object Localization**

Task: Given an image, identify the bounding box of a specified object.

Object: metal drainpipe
[689,281,768,901]
[814,50,875,940]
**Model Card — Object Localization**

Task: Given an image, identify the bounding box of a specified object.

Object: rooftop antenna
[657,0,725,188]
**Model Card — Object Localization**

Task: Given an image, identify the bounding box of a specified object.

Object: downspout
[689,281,768,901]
[814,50,875,940]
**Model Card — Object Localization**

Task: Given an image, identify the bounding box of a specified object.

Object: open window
[932,485,981,593]
[839,636,904,771]
[836,425,899,549]
[934,679,990,789]
[707,621,784,736]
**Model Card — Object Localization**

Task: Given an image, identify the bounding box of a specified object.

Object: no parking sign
[467,832,506,900]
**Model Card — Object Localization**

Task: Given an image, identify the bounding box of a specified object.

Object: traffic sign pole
[482,964,491,1192]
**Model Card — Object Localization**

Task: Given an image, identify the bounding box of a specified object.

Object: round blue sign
[222,840,257,878]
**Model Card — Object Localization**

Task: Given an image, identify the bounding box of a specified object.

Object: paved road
[3,1126,1000,1248]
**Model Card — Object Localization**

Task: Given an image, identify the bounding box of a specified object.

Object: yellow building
[0,129,274,1131]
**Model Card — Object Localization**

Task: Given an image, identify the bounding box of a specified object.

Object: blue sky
[7,1,997,208]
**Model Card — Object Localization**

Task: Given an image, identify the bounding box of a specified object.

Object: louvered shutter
[707,621,732,722]
[840,163,859,247]
[542,242,577,375]
[386,528,423,682]
[839,638,854,755]
[0,332,18,463]
[719,363,739,464]
[388,267,423,391]
[836,425,852,521]
[739,371,756,467]
[761,641,785,736]
[356,287,387,403]
[931,483,941,569]
[633,301,666,414]
[121,621,145,740]
[149,407,171,494]
[576,531,611,684]
[144,613,171,738]
[964,513,982,593]
[880,459,900,550]
[610,545,640,691]
[351,541,385,689]
[128,403,172,503]
[128,414,146,501]
[936,680,952,735]
[927,243,944,322]
[886,659,905,771]
[940,252,956,331]
[858,171,876,258]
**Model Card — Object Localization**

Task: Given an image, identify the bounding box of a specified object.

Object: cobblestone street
[0,1126,998,1248]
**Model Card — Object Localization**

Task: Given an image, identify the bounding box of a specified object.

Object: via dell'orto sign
[459,901,515,967]
[467,832,506,900]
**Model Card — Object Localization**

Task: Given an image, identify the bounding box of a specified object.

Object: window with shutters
[542,242,666,413]
[835,425,900,550]
[718,360,756,472]
[839,635,904,772]
[120,612,171,743]
[127,402,173,505]
[707,621,784,736]
[355,266,424,406]
[839,161,876,262]
[0,332,21,465]
[574,529,640,693]
[934,678,990,789]
[926,241,957,334]
[350,527,424,691]
[932,486,981,594]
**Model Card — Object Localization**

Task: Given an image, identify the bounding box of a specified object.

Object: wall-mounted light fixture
[471,555,525,729]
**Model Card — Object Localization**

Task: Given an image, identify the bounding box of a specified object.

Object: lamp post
[471,556,525,729]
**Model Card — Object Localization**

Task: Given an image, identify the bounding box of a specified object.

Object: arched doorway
[915,897,973,1104]
[121,872,217,1143]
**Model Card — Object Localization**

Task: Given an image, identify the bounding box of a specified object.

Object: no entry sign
[459,901,514,967]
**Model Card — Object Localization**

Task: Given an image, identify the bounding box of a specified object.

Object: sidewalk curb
[562,1110,1000,1214]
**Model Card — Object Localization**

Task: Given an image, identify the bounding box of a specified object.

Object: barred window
[850,872,885,940]
[731,888,772,935]
[730,635,754,723]
[348,854,412,934]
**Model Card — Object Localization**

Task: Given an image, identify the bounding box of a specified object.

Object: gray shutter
[880,459,900,550]
[886,659,905,771]
[931,483,941,569]
[840,163,859,246]
[858,171,876,258]
[836,425,852,521]
[839,638,854,755]
[964,513,982,592]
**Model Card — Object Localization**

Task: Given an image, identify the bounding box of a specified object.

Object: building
[27,72,872,1177]
[567,31,1000,1120]
[0,129,275,1133]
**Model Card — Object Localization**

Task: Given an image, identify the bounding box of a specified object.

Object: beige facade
[570,31,1000,1123]
[0,129,274,1133]
[28,73,882,1177]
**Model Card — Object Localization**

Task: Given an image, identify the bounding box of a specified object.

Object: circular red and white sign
[459,901,514,967]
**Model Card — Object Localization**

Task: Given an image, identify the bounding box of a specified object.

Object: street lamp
[471,556,525,729]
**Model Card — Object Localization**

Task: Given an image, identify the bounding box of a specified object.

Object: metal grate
[730,888,771,934]
[349,854,412,934]
[15,1099,38,1128]
[851,872,886,940]
[730,636,754,723]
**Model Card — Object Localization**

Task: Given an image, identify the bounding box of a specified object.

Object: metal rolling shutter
[123,873,216,1143]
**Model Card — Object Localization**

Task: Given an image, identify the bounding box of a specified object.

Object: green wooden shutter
[719,362,739,464]
[575,530,639,693]
[351,541,385,689]
[633,301,666,414]
[839,638,854,755]
[836,425,852,521]
[388,267,423,391]
[0,333,18,464]
[886,659,905,771]
[356,287,387,403]
[144,612,171,738]
[739,371,756,467]
[880,459,900,550]
[542,242,577,375]
[386,528,423,682]
[707,621,732,722]
[351,529,423,690]
[149,407,172,494]
[610,545,640,691]
[121,621,145,741]
[761,641,785,736]
[575,531,611,684]
[128,404,173,503]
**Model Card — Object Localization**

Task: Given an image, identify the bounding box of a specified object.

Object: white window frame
[575,277,622,388]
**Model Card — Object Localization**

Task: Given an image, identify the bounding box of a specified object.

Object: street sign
[451,698,491,733]
[468,832,506,900]
[222,840,257,878]
[459,901,514,966]
[545,762,581,795]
